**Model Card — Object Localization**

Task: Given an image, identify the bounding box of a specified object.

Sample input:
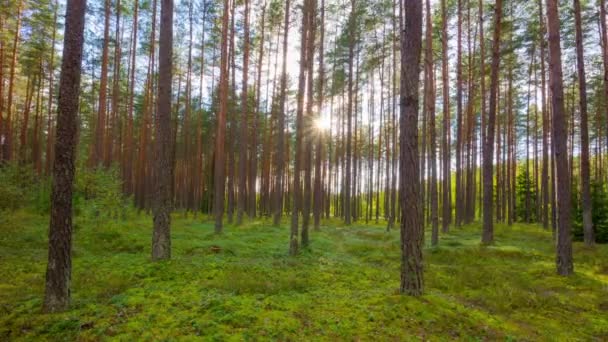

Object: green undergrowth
[1,210,607,341]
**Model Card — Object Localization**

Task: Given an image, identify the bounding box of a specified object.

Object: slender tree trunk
[273,0,290,227]
[250,2,266,219]
[540,0,550,230]
[290,0,311,255]
[214,0,231,233]
[107,0,121,167]
[344,0,356,226]
[482,0,503,244]
[545,0,573,276]
[441,0,451,233]
[455,0,464,227]
[93,0,111,167]
[400,0,423,296]
[478,0,486,221]
[123,0,138,194]
[601,0,608,166]
[43,0,86,312]
[151,0,173,261]
[573,0,593,246]
[302,0,316,245]
[19,75,34,164]
[33,60,44,174]
[425,0,438,246]
[2,1,22,162]
[313,0,325,230]
[45,0,59,175]
[237,0,251,225]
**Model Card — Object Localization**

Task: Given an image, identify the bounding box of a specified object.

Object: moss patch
[1,210,607,340]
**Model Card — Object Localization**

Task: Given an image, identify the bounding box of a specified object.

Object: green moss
[1,209,607,340]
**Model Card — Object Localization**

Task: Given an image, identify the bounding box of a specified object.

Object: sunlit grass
[0,209,607,340]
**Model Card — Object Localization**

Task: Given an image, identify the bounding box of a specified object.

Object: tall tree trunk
[2,1,22,162]
[249,2,266,219]
[273,0,290,226]
[602,0,608,168]
[573,0,593,246]
[482,0,502,244]
[302,0,316,245]
[152,0,173,261]
[107,0,121,167]
[290,0,311,255]
[226,0,236,223]
[237,0,251,225]
[124,0,138,194]
[400,0,423,296]
[43,0,86,312]
[540,0,550,230]
[545,0,573,276]
[478,0,486,221]
[214,0,231,233]
[19,74,34,164]
[441,0,451,233]
[93,0,111,167]
[45,0,59,175]
[455,0,464,227]
[345,0,356,226]
[425,0,438,246]
[33,60,44,174]
[313,0,325,230]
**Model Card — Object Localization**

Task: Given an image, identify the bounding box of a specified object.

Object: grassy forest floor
[1,210,608,341]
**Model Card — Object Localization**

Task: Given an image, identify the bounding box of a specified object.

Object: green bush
[0,164,38,211]
[0,162,127,218]
[515,167,539,223]
[74,166,126,219]
[573,181,608,244]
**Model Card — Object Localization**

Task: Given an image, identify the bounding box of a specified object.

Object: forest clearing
[2,0,608,339]
[1,211,608,340]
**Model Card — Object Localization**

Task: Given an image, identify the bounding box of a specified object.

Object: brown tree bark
[478,0,486,220]
[123,0,138,194]
[45,0,59,175]
[273,0,290,227]
[107,0,121,167]
[302,0,316,245]
[455,0,464,227]
[214,0,231,233]
[482,0,503,244]
[545,0,573,276]
[151,0,173,261]
[344,0,356,226]
[33,61,44,174]
[19,74,34,164]
[93,0,111,167]
[135,0,156,211]
[290,0,311,255]
[539,0,550,230]
[43,0,86,312]
[601,0,608,167]
[237,0,251,225]
[2,1,22,162]
[249,1,266,219]
[441,0,451,233]
[313,0,325,230]
[400,0,423,296]
[425,0,438,246]
[573,0,593,246]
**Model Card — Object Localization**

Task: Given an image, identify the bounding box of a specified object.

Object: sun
[314,115,331,132]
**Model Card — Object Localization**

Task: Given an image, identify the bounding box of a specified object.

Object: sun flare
[314,116,331,132]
